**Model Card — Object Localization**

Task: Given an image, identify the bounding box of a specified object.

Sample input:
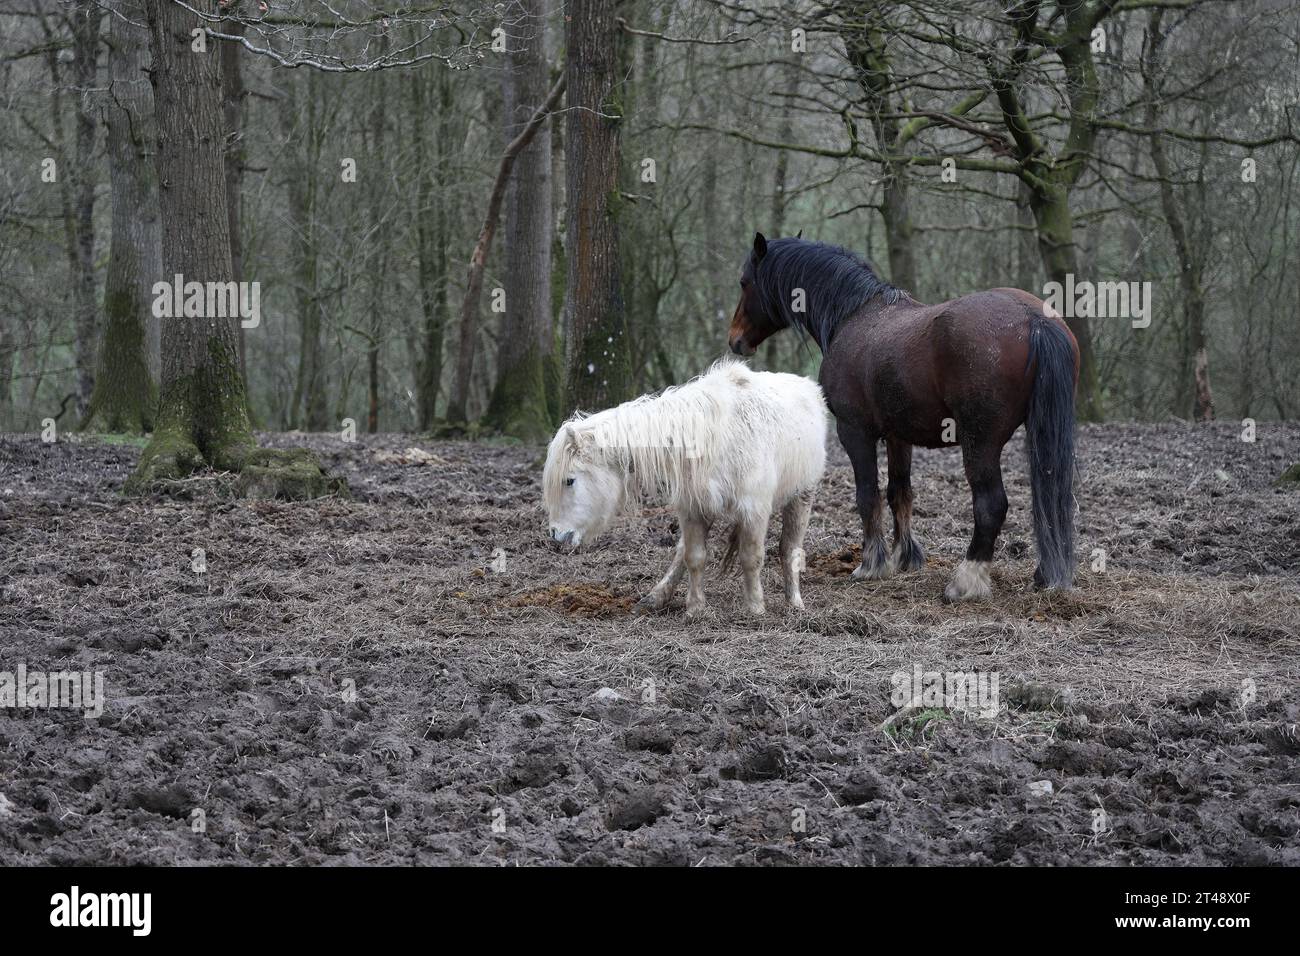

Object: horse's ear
[795,229,803,240]
[753,232,768,262]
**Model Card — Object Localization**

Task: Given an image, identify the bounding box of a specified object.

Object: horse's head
[729,232,783,356]
[543,423,625,549]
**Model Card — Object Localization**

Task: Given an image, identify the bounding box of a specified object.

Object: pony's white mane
[543,359,754,516]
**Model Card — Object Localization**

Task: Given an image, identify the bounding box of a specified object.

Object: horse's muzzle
[729,336,755,356]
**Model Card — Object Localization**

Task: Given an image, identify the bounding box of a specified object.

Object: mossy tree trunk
[991,6,1104,422]
[125,0,342,500]
[563,0,631,414]
[842,7,918,294]
[484,0,555,442]
[81,0,158,434]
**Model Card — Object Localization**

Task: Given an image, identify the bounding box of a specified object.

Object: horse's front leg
[837,422,889,580]
[682,515,711,618]
[637,537,685,612]
[885,438,925,573]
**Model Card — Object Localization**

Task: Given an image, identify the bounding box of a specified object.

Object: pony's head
[542,422,626,549]
[729,232,781,356]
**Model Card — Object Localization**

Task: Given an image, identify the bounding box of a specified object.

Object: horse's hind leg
[638,537,686,611]
[780,492,812,610]
[837,422,889,580]
[885,438,925,573]
[945,441,1008,602]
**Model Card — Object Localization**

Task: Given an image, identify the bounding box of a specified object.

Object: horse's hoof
[851,561,891,581]
[890,538,926,573]
[788,596,805,611]
[943,560,992,602]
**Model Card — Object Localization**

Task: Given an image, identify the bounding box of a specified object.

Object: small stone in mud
[590,687,623,703]
[0,792,14,819]
[1027,780,1054,799]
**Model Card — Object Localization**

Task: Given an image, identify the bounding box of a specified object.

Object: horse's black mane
[752,239,902,349]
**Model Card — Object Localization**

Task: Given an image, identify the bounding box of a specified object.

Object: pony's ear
[753,232,768,262]
[564,424,592,453]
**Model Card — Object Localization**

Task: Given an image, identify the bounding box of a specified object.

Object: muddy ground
[1,422,1298,866]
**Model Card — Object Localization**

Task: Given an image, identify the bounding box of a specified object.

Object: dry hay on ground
[0,422,1298,865]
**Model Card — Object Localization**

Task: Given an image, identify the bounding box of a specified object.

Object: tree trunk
[1027,177,1101,421]
[68,0,104,418]
[81,0,158,434]
[222,18,248,385]
[283,72,329,432]
[842,7,918,293]
[563,0,630,414]
[445,71,566,425]
[413,68,452,430]
[484,0,555,441]
[1145,9,1213,422]
[126,0,341,499]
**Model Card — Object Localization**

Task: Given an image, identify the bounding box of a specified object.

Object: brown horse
[728,233,1079,601]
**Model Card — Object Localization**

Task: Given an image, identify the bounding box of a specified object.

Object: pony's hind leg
[780,492,813,610]
[735,512,771,615]
[637,537,686,612]
[944,441,1008,602]
[837,422,890,580]
[682,515,711,618]
[885,438,925,573]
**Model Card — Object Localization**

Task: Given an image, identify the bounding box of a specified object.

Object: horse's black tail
[1025,318,1077,589]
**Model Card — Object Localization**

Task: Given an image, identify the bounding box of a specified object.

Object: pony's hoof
[744,602,766,616]
[634,595,664,614]
[942,560,992,602]
[788,596,805,611]
[684,603,708,620]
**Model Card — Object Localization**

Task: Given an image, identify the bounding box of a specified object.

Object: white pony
[543,360,827,616]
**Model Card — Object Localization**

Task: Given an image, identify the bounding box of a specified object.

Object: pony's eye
[565,477,575,487]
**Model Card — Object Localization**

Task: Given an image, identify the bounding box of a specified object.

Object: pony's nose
[551,528,575,546]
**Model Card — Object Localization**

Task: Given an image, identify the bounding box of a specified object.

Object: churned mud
[1,422,1298,865]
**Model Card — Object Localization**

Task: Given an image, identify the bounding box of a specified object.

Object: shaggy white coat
[543,360,827,615]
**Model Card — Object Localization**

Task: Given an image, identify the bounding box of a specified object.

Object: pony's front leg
[780,493,812,610]
[837,422,889,580]
[637,538,685,611]
[736,513,771,615]
[682,515,711,618]
[886,438,925,572]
